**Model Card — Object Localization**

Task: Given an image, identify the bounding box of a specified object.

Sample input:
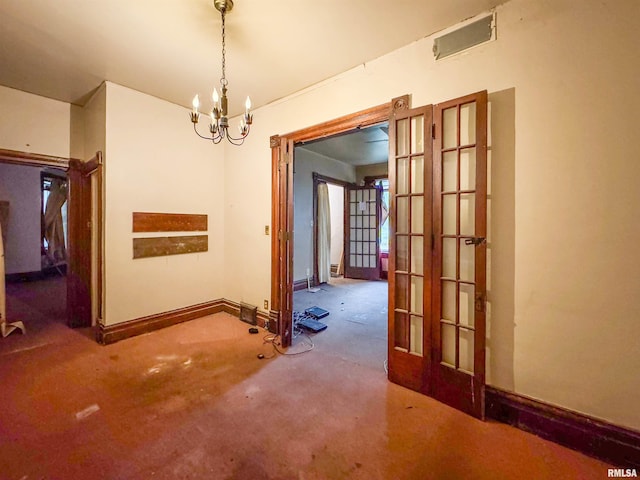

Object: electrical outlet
[264,225,269,235]
[264,300,268,310]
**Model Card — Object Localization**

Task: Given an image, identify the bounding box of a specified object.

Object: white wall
[223,0,640,430]
[103,82,225,325]
[0,85,70,158]
[0,164,42,274]
[328,184,344,267]
[292,148,355,283]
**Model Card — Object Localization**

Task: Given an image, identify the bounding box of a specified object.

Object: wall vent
[240,302,257,325]
[433,14,495,60]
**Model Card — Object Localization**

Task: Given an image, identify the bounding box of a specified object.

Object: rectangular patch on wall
[133,212,208,232]
[133,235,208,259]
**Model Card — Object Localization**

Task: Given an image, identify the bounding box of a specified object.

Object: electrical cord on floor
[263,332,314,356]
[383,358,388,374]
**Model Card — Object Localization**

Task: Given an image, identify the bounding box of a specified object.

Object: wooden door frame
[311,172,354,287]
[270,97,407,347]
[0,148,103,330]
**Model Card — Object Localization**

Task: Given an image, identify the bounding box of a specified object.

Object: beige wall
[355,162,388,186]
[103,82,225,325]
[0,85,70,158]
[224,0,640,430]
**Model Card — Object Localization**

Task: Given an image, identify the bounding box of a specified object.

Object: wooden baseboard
[268,309,278,333]
[293,279,308,291]
[5,264,67,283]
[485,386,640,468]
[97,298,272,345]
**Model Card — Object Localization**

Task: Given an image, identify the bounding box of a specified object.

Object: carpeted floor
[292,277,388,371]
[0,276,612,479]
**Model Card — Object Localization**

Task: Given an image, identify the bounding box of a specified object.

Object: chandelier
[190,0,252,145]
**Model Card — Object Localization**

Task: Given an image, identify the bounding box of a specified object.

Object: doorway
[271,91,487,418]
[291,126,390,366]
[0,148,102,346]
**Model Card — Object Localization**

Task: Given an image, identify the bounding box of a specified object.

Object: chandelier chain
[220,9,227,87]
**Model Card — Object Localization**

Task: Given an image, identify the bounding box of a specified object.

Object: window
[377,178,390,253]
[41,172,68,264]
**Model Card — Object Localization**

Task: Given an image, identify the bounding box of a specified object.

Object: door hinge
[278,230,292,241]
[431,123,436,139]
[475,292,485,313]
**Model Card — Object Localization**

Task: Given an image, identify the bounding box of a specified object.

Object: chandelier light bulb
[192,94,200,113]
[245,96,251,112]
[213,88,219,106]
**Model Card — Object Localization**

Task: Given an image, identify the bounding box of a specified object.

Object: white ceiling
[0,0,503,116]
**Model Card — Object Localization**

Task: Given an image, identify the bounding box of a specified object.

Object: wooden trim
[268,309,279,334]
[312,172,354,188]
[270,136,281,316]
[97,300,225,344]
[293,278,309,291]
[132,212,208,233]
[272,101,397,346]
[132,235,208,259]
[97,299,273,344]
[486,386,640,468]
[363,174,389,187]
[283,102,393,143]
[0,148,78,169]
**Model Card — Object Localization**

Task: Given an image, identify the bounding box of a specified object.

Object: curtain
[317,182,331,284]
[43,178,67,263]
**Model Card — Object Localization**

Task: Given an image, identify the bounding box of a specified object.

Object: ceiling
[297,123,389,166]
[0,0,503,116]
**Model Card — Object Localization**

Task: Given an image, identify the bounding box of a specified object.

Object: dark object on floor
[257,353,265,359]
[305,306,329,319]
[248,327,259,334]
[297,317,328,333]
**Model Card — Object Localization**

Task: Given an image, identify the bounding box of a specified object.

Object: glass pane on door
[392,112,426,358]
[438,100,479,374]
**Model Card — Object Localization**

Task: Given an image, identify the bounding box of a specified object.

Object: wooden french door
[388,103,433,392]
[388,91,487,418]
[344,185,381,280]
[432,92,487,418]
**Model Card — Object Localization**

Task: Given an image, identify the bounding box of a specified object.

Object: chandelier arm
[193,122,223,142]
[225,135,246,146]
[225,124,251,143]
